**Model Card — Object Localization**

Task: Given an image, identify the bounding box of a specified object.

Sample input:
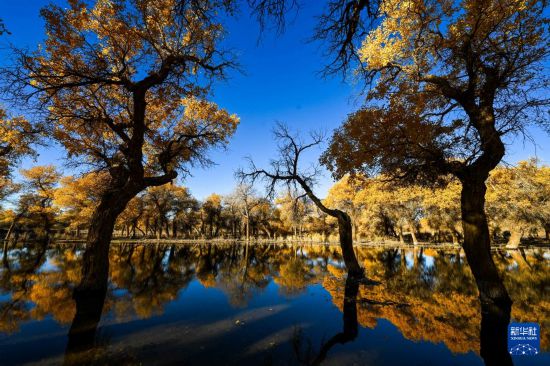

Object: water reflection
[64,286,107,365]
[293,272,360,366]
[480,301,513,366]
[0,242,548,365]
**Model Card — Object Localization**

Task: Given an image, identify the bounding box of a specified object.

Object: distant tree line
[1,159,547,247]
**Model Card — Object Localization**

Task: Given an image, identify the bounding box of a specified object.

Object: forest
[1,159,549,248]
[0,0,549,365]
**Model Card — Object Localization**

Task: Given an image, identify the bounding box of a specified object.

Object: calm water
[0,242,548,365]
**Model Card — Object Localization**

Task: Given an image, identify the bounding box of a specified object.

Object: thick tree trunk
[461,179,511,308]
[78,190,134,293]
[337,212,363,278]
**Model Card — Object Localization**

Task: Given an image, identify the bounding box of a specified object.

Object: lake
[0,242,548,365]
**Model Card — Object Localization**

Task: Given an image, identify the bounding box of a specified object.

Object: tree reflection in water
[64,286,107,365]
[480,301,513,366]
[0,243,548,365]
[293,271,360,366]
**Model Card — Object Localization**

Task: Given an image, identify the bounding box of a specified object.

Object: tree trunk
[461,179,511,308]
[77,190,134,293]
[156,218,162,239]
[172,220,177,239]
[408,220,419,245]
[506,229,523,249]
[246,215,250,242]
[398,226,404,244]
[4,216,19,242]
[261,224,272,239]
[337,212,363,278]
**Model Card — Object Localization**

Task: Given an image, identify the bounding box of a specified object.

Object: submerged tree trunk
[78,188,135,293]
[64,276,108,365]
[336,212,363,278]
[480,301,513,366]
[460,178,511,309]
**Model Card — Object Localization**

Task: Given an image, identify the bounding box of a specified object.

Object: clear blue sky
[1,1,549,200]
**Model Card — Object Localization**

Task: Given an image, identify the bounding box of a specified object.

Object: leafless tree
[226,184,263,241]
[237,122,363,277]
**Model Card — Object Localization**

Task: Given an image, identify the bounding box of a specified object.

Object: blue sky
[1,1,549,200]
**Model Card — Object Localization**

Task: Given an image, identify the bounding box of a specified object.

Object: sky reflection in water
[0,243,548,365]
